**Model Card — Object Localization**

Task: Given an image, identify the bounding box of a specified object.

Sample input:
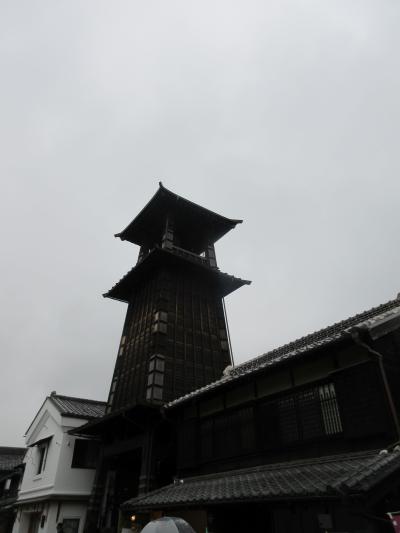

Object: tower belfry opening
[104,183,250,413]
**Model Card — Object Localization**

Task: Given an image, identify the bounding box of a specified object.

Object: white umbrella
[141,516,195,533]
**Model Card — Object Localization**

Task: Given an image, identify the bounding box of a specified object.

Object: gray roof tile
[0,447,26,472]
[49,395,106,419]
[124,450,400,509]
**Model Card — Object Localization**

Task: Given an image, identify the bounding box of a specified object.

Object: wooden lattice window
[146,354,165,401]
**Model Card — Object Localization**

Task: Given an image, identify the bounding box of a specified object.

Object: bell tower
[105,183,250,413]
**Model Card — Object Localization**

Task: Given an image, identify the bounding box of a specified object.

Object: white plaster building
[13,393,105,533]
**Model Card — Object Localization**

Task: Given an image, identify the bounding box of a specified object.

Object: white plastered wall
[14,398,98,533]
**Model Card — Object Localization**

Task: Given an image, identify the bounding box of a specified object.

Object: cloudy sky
[1,0,400,445]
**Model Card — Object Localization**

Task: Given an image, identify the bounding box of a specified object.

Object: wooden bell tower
[104,183,250,412]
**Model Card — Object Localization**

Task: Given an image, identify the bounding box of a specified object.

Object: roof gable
[25,394,106,437]
[26,409,56,446]
[24,397,60,439]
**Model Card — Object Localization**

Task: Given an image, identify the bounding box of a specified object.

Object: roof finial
[158,181,164,189]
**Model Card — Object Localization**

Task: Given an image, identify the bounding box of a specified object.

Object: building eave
[115,183,242,251]
[104,247,250,303]
[15,493,91,506]
[122,450,400,511]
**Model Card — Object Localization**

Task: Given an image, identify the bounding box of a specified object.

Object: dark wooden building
[77,185,400,532]
[123,298,400,532]
[104,182,249,409]
[76,184,250,532]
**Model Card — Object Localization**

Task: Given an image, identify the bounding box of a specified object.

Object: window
[36,441,49,474]
[72,439,100,469]
[155,311,168,323]
[62,519,80,533]
[147,373,164,386]
[319,383,343,435]
[277,382,342,444]
[146,354,165,402]
[151,387,163,401]
[198,407,256,462]
[220,340,229,351]
[206,244,217,268]
[257,382,343,450]
[152,311,168,334]
[278,396,300,443]
[153,322,167,334]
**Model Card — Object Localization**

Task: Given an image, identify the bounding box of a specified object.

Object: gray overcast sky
[1,0,400,445]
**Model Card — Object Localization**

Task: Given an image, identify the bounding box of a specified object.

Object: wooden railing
[171,245,208,266]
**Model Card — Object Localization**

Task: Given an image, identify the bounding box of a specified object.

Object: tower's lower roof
[104,247,251,303]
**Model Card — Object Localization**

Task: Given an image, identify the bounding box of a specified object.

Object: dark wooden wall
[107,264,231,412]
[175,357,396,476]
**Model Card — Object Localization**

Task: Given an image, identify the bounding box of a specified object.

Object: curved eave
[115,183,242,249]
[104,247,251,303]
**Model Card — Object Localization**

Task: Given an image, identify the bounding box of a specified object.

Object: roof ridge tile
[51,394,106,405]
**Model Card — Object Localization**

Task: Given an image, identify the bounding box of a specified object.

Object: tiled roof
[124,450,400,510]
[116,182,242,251]
[49,394,106,419]
[105,247,250,302]
[167,297,400,408]
[0,447,26,472]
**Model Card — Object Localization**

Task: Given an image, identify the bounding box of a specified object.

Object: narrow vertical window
[319,383,343,435]
[146,354,165,401]
[152,311,168,334]
[36,441,50,474]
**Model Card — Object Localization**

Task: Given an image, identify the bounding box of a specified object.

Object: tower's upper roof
[116,183,242,253]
